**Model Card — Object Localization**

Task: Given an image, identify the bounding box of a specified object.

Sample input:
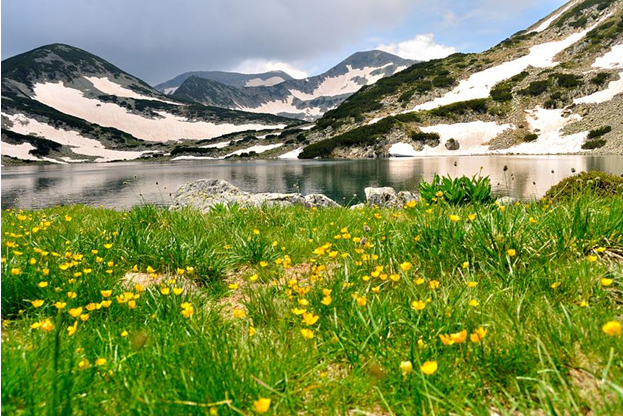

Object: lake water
[2,155,622,210]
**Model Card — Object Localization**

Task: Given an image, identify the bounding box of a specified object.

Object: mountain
[293,0,623,158]
[155,70,294,94]
[1,44,299,164]
[169,50,416,120]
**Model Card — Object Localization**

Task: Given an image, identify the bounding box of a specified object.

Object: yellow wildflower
[470,327,488,343]
[420,361,438,375]
[411,300,426,311]
[300,328,314,339]
[602,321,621,337]
[253,397,271,413]
[400,360,413,376]
[31,300,44,308]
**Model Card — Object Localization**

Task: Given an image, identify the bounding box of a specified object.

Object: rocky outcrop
[445,138,460,151]
[364,187,417,208]
[172,179,339,211]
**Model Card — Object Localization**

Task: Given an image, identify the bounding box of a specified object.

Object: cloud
[1,0,415,84]
[234,59,309,79]
[376,34,456,61]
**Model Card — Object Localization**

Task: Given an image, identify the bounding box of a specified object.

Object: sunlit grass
[2,193,622,414]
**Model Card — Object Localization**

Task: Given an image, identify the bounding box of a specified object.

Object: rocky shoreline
[172,179,423,211]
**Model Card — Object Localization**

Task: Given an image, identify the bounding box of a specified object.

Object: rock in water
[172,179,339,210]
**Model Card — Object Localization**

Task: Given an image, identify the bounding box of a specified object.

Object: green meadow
[2,179,622,415]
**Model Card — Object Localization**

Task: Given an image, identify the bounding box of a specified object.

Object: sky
[2,0,568,85]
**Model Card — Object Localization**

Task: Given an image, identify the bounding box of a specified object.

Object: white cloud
[233,59,309,79]
[376,33,456,61]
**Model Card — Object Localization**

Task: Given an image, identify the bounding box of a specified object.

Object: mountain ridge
[1,43,300,164]
[169,50,416,120]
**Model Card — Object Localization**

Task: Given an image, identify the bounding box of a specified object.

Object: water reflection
[2,156,622,210]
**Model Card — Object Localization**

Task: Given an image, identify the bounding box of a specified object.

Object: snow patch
[574,71,623,104]
[33,82,287,142]
[389,121,512,157]
[388,143,418,157]
[278,147,303,159]
[1,141,41,161]
[224,143,283,158]
[163,87,179,95]
[592,43,623,69]
[245,76,286,87]
[171,155,217,161]
[3,113,146,162]
[530,1,578,33]
[497,107,586,154]
[412,12,613,112]
[289,64,406,101]
[200,141,231,149]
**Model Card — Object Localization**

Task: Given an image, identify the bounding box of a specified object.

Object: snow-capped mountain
[168,51,415,120]
[155,70,294,95]
[1,44,298,164]
[295,0,623,158]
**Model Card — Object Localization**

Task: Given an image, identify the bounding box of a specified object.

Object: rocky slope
[155,70,294,94]
[169,51,415,120]
[294,0,623,158]
[1,44,299,164]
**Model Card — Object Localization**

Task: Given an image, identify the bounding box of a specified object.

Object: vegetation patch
[301,113,422,159]
[419,174,493,204]
[545,170,623,201]
[582,139,607,150]
[428,99,489,118]
[523,133,539,142]
[587,125,611,139]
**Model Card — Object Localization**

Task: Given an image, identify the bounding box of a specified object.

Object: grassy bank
[2,193,623,414]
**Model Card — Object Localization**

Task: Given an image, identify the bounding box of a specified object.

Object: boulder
[172,179,339,211]
[397,191,417,205]
[445,138,460,151]
[305,194,340,208]
[364,187,399,208]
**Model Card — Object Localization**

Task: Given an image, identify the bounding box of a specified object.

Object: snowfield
[278,147,304,159]
[3,113,146,162]
[530,1,578,33]
[1,141,41,161]
[32,82,287,142]
[245,76,286,87]
[592,43,623,69]
[289,64,404,101]
[85,77,177,103]
[224,143,283,158]
[389,121,512,157]
[498,107,586,154]
[411,12,613,112]
[574,72,623,104]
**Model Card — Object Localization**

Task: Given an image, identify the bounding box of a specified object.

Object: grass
[2,191,623,414]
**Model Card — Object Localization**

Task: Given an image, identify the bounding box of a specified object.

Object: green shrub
[490,85,513,102]
[590,72,611,85]
[550,73,581,88]
[587,126,611,139]
[432,75,456,88]
[524,133,538,142]
[520,80,550,96]
[429,99,488,118]
[581,139,607,150]
[419,174,493,205]
[545,171,623,201]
